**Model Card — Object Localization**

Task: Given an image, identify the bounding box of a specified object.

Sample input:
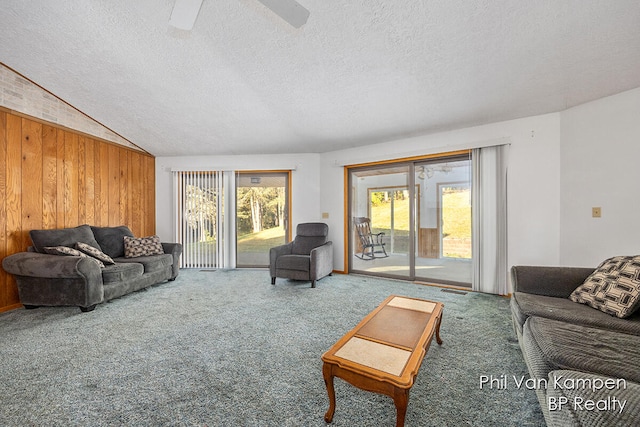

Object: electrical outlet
[322,212,329,219]
[592,207,602,218]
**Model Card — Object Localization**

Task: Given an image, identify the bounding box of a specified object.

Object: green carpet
[0,269,544,426]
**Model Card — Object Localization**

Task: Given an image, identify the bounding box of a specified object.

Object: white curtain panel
[472,145,509,294]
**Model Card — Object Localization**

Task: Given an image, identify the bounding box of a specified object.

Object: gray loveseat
[2,225,182,312]
[510,266,640,426]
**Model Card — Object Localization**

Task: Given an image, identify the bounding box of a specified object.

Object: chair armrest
[2,251,101,279]
[510,265,595,298]
[269,242,293,277]
[310,241,333,279]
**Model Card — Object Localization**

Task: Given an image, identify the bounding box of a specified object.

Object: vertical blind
[173,171,223,268]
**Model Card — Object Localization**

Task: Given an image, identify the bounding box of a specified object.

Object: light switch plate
[592,207,602,218]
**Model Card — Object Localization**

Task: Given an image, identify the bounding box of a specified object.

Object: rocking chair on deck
[354,217,389,260]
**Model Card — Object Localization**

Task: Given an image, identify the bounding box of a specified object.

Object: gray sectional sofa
[510,265,640,426]
[2,225,182,312]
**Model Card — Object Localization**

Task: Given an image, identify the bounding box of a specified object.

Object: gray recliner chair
[269,223,333,288]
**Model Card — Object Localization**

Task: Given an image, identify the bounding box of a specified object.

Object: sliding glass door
[414,159,472,285]
[349,154,472,286]
[236,172,290,267]
[174,170,290,269]
[350,165,411,278]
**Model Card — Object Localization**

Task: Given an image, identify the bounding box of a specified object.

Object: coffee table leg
[323,363,336,423]
[393,387,409,427]
[435,313,443,345]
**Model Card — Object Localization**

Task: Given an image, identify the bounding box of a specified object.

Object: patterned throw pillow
[569,255,640,318]
[123,235,164,258]
[75,242,116,265]
[43,246,105,268]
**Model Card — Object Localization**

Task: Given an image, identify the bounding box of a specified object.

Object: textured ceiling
[2,0,640,156]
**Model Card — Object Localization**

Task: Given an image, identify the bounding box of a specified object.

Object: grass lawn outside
[369,191,471,257]
[237,226,286,253]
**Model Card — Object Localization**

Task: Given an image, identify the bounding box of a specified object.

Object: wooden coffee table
[321,295,443,427]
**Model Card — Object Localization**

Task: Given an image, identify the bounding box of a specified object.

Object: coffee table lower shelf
[321,295,444,427]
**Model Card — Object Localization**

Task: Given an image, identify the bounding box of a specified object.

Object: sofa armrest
[2,251,104,309]
[269,242,293,277]
[162,242,182,256]
[2,251,101,279]
[162,242,183,280]
[310,241,333,279]
[510,265,595,298]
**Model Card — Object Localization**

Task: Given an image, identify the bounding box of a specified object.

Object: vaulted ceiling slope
[2,1,640,156]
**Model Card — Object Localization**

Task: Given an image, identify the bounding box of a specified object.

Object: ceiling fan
[169,0,310,30]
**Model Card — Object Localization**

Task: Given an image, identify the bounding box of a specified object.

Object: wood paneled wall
[0,109,156,312]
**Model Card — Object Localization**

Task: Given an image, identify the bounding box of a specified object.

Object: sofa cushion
[511,292,640,336]
[276,254,310,271]
[43,246,105,268]
[124,235,164,258]
[569,255,640,318]
[114,254,173,274]
[30,224,101,254]
[522,316,640,383]
[101,262,144,284]
[75,242,115,265]
[91,226,134,258]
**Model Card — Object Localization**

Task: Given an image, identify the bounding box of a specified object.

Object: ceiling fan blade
[256,0,310,28]
[169,0,203,30]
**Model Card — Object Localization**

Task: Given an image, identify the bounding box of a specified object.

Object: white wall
[560,87,640,266]
[155,86,640,284]
[155,153,321,243]
[320,113,562,274]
